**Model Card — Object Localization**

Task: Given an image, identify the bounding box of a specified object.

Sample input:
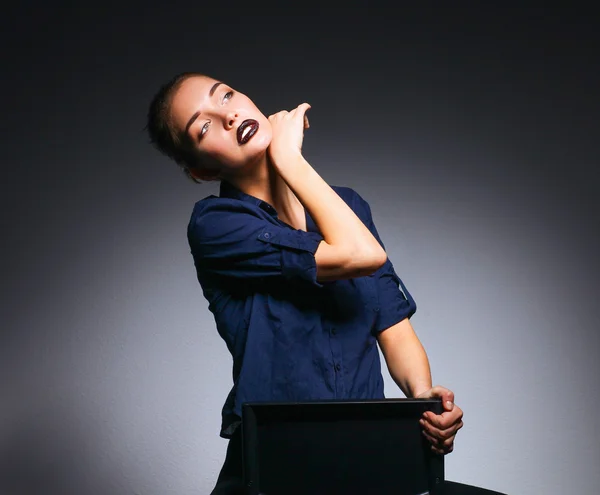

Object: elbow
[374,248,388,270]
[366,245,388,273]
[315,242,387,280]
[349,244,387,277]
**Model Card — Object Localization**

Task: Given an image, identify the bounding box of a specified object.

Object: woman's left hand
[417,385,464,455]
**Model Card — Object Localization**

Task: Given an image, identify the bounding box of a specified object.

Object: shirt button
[335,363,341,372]
[264,232,271,239]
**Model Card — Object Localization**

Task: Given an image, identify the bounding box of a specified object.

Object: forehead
[170,76,220,133]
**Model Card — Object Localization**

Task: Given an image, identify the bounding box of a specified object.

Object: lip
[237,119,259,145]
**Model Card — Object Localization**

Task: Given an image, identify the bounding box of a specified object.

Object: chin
[250,129,272,151]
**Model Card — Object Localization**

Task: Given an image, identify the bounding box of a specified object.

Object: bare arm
[376,317,432,398]
[268,104,387,280]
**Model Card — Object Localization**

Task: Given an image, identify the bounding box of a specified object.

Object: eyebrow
[184,82,223,135]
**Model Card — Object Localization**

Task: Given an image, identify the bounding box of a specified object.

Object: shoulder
[191,194,262,216]
[189,195,268,226]
[187,195,271,242]
[330,185,373,219]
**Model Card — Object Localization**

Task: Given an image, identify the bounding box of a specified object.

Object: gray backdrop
[2,5,598,495]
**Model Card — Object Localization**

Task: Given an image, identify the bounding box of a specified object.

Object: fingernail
[446,401,454,410]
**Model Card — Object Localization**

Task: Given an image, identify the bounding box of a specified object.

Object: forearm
[274,153,386,274]
[377,318,432,398]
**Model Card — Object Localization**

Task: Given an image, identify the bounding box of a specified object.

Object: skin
[170,75,311,231]
[171,75,387,278]
[170,76,273,181]
[169,75,463,454]
[378,318,464,454]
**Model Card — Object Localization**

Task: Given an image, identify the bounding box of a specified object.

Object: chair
[242,399,506,495]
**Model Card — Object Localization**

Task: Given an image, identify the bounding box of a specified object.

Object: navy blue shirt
[188,181,416,438]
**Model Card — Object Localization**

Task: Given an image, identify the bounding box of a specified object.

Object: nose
[224,111,239,130]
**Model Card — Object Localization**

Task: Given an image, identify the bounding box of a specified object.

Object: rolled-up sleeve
[371,257,417,333]
[352,191,417,333]
[187,199,323,285]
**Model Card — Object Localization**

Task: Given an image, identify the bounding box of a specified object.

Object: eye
[222,90,234,103]
[199,121,210,140]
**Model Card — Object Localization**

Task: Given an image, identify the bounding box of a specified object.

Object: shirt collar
[219,180,277,216]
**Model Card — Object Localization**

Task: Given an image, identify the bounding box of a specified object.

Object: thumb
[297,102,311,113]
[295,102,311,126]
[430,385,454,412]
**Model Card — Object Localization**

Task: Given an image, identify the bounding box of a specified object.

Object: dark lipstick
[237,119,259,145]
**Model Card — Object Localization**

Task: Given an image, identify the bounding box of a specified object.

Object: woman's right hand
[267,103,311,167]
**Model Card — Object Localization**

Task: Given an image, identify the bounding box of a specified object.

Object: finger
[435,443,454,455]
[429,385,455,411]
[422,430,453,455]
[421,408,463,433]
[268,110,289,121]
[422,430,456,453]
[422,428,446,444]
[421,417,455,440]
[437,435,456,453]
[421,418,463,442]
[423,405,463,428]
[297,102,311,113]
[292,102,311,121]
[424,413,463,434]
[429,385,453,403]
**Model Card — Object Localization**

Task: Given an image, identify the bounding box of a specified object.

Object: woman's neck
[222,155,306,231]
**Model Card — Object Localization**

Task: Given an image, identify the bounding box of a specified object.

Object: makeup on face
[237,119,259,145]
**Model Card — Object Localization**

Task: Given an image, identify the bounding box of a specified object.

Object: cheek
[198,119,272,167]
[202,131,233,157]
[255,118,273,147]
[195,138,230,168]
[252,128,272,149]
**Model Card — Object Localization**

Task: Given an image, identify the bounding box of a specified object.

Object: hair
[145,71,219,183]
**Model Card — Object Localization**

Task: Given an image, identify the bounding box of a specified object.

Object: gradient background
[1,5,598,495]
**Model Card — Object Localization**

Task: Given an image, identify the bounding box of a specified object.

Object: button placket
[325,318,344,397]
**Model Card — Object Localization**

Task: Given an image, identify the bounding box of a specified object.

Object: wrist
[413,387,431,398]
[411,382,433,398]
[270,152,309,180]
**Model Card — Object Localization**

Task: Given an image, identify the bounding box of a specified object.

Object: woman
[146,72,464,494]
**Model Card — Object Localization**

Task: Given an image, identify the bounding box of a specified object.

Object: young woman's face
[170,76,272,176]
